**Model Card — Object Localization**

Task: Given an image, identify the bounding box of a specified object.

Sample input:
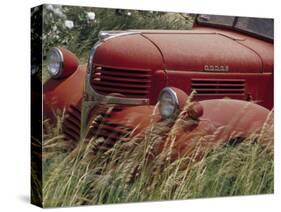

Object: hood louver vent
[91,66,152,98]
[191,78,245,96]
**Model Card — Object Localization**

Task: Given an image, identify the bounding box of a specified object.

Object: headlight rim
[158,87,180,119]
[47,47,64,79]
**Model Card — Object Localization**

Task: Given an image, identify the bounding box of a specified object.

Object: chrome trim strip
[98,30,139,42]
[98,30,127,40]
[80,32,149,138]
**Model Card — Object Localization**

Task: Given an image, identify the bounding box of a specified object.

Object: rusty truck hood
[95,29,273,73]
[139,29,272,73]
[94,33,164,71]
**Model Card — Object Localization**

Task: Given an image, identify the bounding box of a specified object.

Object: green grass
[41,105,274,208]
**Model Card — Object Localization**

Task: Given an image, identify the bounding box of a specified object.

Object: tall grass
[41,99,274,208]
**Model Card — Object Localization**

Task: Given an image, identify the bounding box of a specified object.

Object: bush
[42,4,194,59]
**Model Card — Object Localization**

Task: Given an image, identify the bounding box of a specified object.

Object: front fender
[101,99,270,158]
[43,64,86,119]
[172,99,270,159]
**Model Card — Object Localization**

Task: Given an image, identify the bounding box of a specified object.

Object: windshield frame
[196,14,273,42]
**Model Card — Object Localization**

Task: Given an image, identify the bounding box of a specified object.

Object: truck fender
[43,65,86,119]
[103,99,271,160]
[171,99,271,159]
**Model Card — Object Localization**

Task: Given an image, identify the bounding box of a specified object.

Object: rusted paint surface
[43,65,86,118]
[57,47,80,79]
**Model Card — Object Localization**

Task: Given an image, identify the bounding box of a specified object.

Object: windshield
[197,14,273,40]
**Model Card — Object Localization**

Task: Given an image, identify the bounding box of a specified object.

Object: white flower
[46,4,54,11]
[87,12,96,21]
[45,4,65,18]
[127,12,132,16]
[64,20,74,29]
[53,7,65,18]
[52,25,57,32]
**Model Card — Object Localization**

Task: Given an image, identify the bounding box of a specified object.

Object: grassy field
[41,102,274,207]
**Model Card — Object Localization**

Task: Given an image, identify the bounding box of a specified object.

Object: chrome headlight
[158,87,179,119]
[47,47,63,79]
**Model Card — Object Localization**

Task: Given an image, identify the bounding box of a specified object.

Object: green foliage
[42,4,193,82]
[42,4,193,58]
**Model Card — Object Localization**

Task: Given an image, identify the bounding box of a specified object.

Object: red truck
[44,14,273,157]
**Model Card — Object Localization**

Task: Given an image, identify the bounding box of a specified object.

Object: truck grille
[63,105,81,141]
[63,105,132,147]
[91,65,152,98]
[90,120,132,144]
[191,78,245,95]
[88,107,133,150]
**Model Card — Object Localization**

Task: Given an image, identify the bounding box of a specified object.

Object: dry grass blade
[41,100,274,207]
